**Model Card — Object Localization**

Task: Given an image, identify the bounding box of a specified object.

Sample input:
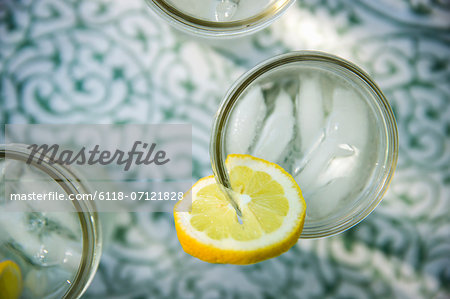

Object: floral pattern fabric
[0,0,449,298]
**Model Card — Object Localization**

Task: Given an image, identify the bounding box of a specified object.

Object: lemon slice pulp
[174,154,306,264]
[0,260,23,299]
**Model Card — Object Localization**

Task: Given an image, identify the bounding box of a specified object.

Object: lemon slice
[174,154,306,264]
[0,260,23,299]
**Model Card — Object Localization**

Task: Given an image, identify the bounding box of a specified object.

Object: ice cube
[41,233,82,272]
[294,86,370,216]
[326,87,369,148]
[0,210,82,270]
[252,89,295,163]
[23,266,73,298]
[319,144,358,184]
[215,0,238,21]
[305,176,353,220]
[0,213,44,261]
[295,75,325,153]
[24,268,49,297]
[294,134,335,190]
[315,87,369,184]
[226,85,267,155]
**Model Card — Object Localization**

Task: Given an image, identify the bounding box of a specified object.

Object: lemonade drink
[211,52,398,238]
[225,67,378,221]
[164,0,280,22]
[0,145,101,298]
[146,0,294,35]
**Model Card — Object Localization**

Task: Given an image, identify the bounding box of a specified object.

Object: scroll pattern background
[0,0,449,298]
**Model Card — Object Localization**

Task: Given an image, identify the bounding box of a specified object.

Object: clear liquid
[0,159,82,298]
[224,66,381,222]
[164,0,279,22]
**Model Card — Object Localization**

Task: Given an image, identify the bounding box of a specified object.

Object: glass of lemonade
[0,144,101,298]
[210,51,398,238]
[146,0,295,36]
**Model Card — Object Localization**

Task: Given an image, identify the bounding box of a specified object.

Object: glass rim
[0,143,102,299]
[146,0,295,37]
[210,51,399,239]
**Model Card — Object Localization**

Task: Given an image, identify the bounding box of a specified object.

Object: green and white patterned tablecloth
[1,0,449,298]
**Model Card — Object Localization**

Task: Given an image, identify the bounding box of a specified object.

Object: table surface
[1,0,449,298]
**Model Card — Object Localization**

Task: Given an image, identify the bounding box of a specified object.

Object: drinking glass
[210,51,398,238]
[0,144,101,298]
[146,0,295,36]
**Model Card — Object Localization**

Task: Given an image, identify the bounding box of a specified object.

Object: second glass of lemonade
[0,144,102,298]
[146,0,295,36]
[210,51,398,238]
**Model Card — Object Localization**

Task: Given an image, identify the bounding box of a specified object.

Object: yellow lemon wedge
[174,154,306,264]
[0,260,23,299]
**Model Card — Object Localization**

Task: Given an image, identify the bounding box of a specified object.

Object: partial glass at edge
[0,144,101,298]
[146,0,295,36]
[210,51,398,239]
